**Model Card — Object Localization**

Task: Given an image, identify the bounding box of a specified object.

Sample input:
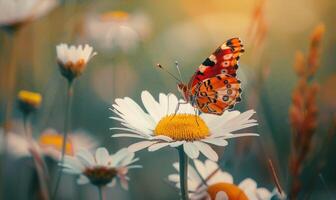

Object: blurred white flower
[56,43,97,81]
[111,91,258,161]
[0,0,57,28]
[0,129,98,160]
[85,10,151,52]
[61,147,140,189]
[169,159,283,200]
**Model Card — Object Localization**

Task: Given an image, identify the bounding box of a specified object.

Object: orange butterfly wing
[191,74,242,115]
[189,38,244,88]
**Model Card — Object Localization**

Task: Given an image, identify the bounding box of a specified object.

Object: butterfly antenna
[156,64,181,83]
[175,61,184,84]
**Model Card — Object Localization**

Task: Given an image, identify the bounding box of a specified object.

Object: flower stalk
[98,186,105,200]
[52,80,74,199]
[178,146,189,200]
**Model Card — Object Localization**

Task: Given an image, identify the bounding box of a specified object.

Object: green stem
[97,186,105,200]
[52,80,74,200]
[178,147,189,200]
[60,80,73,163]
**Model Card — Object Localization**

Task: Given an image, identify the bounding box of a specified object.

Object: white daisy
[0,0,57,28]
[85,10,151,52]
[56,43,97,81]
[61,147,140,189]
[169,159,281,200]
[111,91,258,161]
[0,129,98,160]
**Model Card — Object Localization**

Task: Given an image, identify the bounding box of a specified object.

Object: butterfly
[175,38,244,115]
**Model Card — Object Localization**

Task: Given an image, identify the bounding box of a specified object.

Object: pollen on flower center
[83,166,117,186]
[207,183,248,200]
[154,114,209,141]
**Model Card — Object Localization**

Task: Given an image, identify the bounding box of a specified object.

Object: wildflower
[289,24,324,198]
[169,159,282,200]
[0,129,97,160]
[61,147,140,189]
[56,43,97,82]
[111,91,258,161]
[85,10,151,52]
[17,90,42,115]
[0,0,57,31]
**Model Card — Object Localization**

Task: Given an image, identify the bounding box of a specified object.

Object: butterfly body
[177,38,244,115]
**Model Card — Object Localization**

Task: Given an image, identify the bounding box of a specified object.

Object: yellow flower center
[38,134,74,156]
[154,114,209,141]
[18,90,42,108]
[207,183,248,200]
[100,11,129,22]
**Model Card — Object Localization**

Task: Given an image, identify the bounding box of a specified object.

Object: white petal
[62,168,80,174]
[166,93,179,114]
[63,156,84,172]
[77,175,90,185]
[107,179,116,187]
[215,191,229,200]
[95,148,110,166]
[193,159,207,179]
[204,160,218,172]
[168,174,180,182]
[173,162,179,171]
[112,133,147,139]
[188,163,202,183]
[151,135,173,142]
[141,91,162,122]
[219,133,259,139]
[169,141,185,147]
[76,149,95,167]
[194,142,218,161]
[110,127,151,137]
[183,142,200,159]
[202,138,228,146]
[256,188,272,199]
[113,97,154,135]
[148,142,170,151]
[127,141,157,152]
[110,148,129,166]
[239,178,258,192]
[208,171,234,185]
[159,93,168,116]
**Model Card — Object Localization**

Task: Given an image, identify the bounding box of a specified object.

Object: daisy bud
[17,90,42,115]
[56,43,97,82]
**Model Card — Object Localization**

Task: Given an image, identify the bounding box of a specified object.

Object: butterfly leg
[170,101,189,121]
[194,107,200,126]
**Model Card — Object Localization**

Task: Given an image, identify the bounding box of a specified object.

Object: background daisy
[61,147,141,189]
[168,159,283,200]
[85,10,151,52]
